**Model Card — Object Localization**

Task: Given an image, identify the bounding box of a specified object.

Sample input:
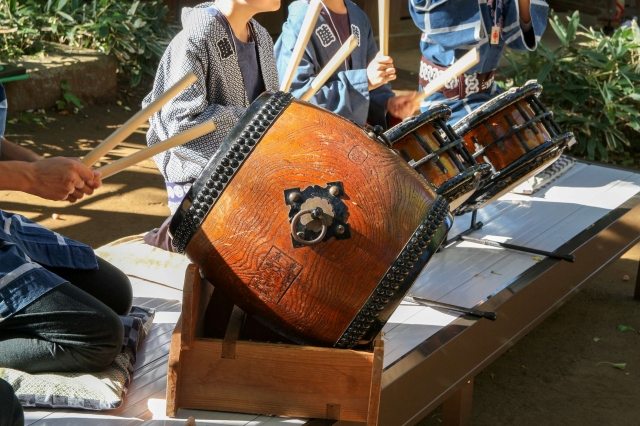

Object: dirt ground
[2,67,640,425]
[2,97,169,248]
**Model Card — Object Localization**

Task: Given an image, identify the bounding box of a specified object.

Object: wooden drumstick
[96,120,216,180]
[280,0,322,92]
[82,72,198,167]
[378,0,390,56]
[413,48,480,108]
[300,34,359,102]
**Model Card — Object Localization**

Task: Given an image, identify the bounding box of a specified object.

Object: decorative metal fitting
[284,181,351,248]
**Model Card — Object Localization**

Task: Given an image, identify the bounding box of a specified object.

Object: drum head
[453,80,543,137]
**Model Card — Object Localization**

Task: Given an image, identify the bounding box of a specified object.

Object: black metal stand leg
[407,295,497,321]
[444,209,484,247]
[442,210,575,262]
[461,236,575,262]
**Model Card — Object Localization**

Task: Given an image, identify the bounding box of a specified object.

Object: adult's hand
[22,157,102,202]
[387,92,418,120]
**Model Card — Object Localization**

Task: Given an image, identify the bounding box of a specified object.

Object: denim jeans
[0,257,132,373]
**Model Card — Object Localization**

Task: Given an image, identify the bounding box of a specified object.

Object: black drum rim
[335,196,454,348]
[436,163,492,206]
[455,132,574,214]
[384,104,452,145]
[169,91,294,253]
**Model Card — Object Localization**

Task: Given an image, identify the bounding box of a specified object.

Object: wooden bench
[25,161,640,425]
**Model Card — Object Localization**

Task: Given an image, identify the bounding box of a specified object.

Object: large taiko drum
[169,92,453,348]
[384,104,492,211]
[453,80,574,213]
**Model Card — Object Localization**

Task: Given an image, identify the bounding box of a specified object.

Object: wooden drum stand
[167,264,384,424]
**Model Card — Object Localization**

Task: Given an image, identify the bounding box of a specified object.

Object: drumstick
[82,72,198,167]
[413,48,480,108]
[300,35,359,102]
[378,0,390,56]
[280,0,322,92]
[96,120,216,180]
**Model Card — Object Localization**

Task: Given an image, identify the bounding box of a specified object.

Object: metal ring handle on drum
[290,208,328,246]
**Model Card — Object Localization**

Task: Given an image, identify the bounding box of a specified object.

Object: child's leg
[0,282,124,374]
[0,378,24,426]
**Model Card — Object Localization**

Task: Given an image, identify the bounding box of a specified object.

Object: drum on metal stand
[384,105,492,211]
[453,80,574,214]
[169,92,454,349]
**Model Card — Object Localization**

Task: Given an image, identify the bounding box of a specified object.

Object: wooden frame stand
[167,264,384,424]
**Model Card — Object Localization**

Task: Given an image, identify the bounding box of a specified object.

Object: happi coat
[410,0,549,123]
[275,0,395,128]
[0,210,99,322]
[144,2,279,213]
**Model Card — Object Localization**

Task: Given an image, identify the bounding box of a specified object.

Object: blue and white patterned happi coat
[143,3,279,214]
[410,0,549,123]
[275,0,395,128]
[0,208,98,321]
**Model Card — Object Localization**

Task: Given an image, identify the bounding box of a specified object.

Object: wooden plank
[181,265,200,351]
[366,338,384,426]
[142,323,175,343]
[167,316,183,417]
[129,278,184,302]
[442,378,474,426]
[24,410,57,426]
[128,358,169,394]
[177,339,374,422]
[137,326,174,356]
[221,306,246,359]
[133,340,172,372]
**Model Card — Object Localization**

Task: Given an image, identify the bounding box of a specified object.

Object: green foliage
[56,80,83,112]
[500,11,640,162]
[0,0,178,85]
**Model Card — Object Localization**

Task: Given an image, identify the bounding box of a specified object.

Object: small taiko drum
[453,80,574,213]
[169,92,453,348]
[384,105,492,211]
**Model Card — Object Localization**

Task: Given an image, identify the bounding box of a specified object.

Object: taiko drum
[170,92,453,348]
[453,80,575,213]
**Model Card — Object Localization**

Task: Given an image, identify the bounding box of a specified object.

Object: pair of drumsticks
[92,1,480,180]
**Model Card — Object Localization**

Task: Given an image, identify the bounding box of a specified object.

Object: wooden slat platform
[24,162,640,425]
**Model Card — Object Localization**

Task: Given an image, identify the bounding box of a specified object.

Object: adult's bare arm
[0,137,42,162]
[0,139,102,202]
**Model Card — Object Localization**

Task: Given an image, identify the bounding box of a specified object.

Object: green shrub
[500,11,640,162]
[0,0,179,86]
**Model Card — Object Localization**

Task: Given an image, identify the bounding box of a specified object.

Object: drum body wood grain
[170,92,453,348]
[385,105,491,211]
[453,80,574,213]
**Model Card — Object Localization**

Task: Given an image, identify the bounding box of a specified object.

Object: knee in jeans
[84,311,124,372]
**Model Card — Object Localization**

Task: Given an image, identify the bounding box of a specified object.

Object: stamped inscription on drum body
[249,246,303,304]
[348,145,369,164]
